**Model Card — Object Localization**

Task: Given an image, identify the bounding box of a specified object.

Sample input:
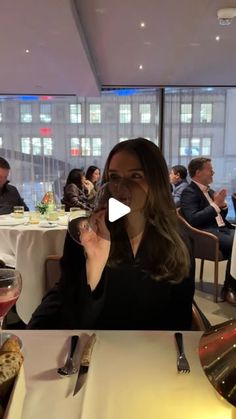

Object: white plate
[57,219,68,226]
[0,219,26,226]
[39,221,58,228]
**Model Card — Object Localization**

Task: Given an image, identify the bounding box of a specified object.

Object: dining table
[0,214,68,323]
[9,329,233,419]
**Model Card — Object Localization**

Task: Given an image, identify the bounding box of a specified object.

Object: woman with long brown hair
[28,138,194,330]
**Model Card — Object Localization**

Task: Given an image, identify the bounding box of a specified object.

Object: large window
[181,103,192,123]
[20,104,32,123]
[43,138,53,155]
[92,138,102,156]
[89,104,101,123]
[70,104,81,123]
[21,137,31,154]
[81,137,91,156]
[70,137,80,156]
[40,104,52,123]
[139,104,151,123]
[180,137,211,156]
[200,103,212,123]
[2,89,235,221]
[32,137,41,155]
[119,104,131,123]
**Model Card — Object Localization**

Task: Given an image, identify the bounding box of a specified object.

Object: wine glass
[67,180,135,244]
[0,269,22,345]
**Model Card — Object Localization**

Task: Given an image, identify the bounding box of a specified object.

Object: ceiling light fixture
[138,64,143,70]
[215,35,220,41]
[217,8,236,25]
[140,22,146,28]
[25,49,30,53]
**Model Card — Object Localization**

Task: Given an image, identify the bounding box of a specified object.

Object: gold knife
[73,333,96,396]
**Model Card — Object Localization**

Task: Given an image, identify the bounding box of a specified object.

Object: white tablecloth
[0,216,67,323]
[11,330,233,419]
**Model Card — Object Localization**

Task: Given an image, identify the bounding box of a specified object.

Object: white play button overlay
[108,197,131,222]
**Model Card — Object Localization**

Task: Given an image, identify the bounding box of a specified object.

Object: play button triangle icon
[108,197,131,222]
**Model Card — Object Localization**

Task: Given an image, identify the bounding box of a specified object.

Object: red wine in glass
[0,269,22,344]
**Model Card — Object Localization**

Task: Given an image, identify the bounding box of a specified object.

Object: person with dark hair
[28,138,195,330]
[169,164,188,207]
[61,168,95,212]
[0,157,29,215]
[85,166,100,191]
[180,157,236,305]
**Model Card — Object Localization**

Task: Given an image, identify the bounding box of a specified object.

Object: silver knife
[73,333,96,396]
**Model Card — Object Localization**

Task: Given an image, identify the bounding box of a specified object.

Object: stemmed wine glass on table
[0,269,22,345]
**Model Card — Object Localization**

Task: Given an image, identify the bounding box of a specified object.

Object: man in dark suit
[180,157,236,306]
[169,165,188,207]
[0,157,29,214]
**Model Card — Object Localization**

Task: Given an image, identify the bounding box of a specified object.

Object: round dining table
[0,214,68,323]
[6,329,234,419]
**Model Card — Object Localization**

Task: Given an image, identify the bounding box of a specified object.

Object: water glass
[56,204,66,216]
[13,206,24,218]
[47,211,58,221]
[29,210,40,224]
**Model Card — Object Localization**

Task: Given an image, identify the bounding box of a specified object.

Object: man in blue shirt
[169,165,188,207]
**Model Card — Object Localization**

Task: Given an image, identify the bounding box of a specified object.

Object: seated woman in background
[28,138,195,330]
[85,165,100,191]
[61,168,95,212]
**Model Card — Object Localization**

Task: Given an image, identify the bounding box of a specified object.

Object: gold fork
[174,332,190,374]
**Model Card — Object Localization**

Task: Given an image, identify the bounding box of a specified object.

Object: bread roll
[0,338,23,407]
[0,337,21,354]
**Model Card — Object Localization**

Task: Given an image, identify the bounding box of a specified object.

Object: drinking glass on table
[0,269,22,344]
[56,204,65,216]
[29,210,40,224]
[13,206,24,218]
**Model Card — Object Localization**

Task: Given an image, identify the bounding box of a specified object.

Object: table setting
[0,211,68,323]
[1,327,233,419]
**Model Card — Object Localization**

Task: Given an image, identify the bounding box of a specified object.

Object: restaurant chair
[45,255,61,292]
[191,300,211,331]
[232,193,236,218]
[176,208,227,303]
[0,259,6,268]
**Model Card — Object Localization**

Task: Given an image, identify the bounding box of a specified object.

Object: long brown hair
[103,138,190,283]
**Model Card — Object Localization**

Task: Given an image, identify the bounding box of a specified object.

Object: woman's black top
[28,229,195,331]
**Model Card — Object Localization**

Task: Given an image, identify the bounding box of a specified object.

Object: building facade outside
[0,87,235,219]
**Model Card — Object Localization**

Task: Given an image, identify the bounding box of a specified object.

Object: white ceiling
[1,0,236,96]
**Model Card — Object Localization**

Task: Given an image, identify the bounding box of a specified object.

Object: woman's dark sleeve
[170,256,195,330]
[28,233,108,329]
[64,184,91,210]
[169,231,196,331]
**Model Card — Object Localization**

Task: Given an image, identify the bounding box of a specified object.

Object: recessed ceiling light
[215,35,220,41]
[144,41,152,46]
[140,22,146,28]
[138,64,143,70]
[25,49,30,53]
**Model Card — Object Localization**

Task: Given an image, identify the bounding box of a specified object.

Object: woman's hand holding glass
[79,209,110,290]
[68,187,111,291]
